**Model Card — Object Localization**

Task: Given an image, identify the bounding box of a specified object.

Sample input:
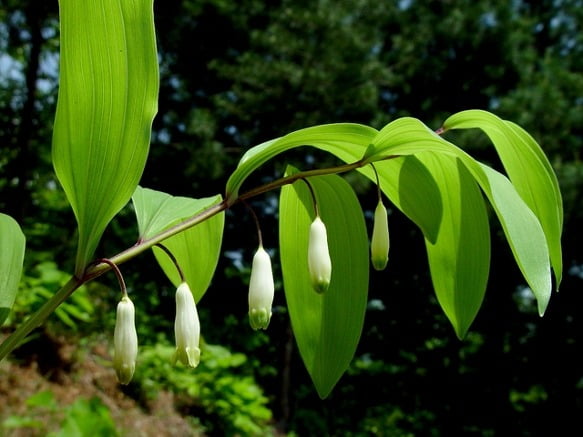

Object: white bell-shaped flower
[371,199,390,271]
[248,246,275,330]
[174,282,201,367]
[308,216,332,293]
[113,296,138,385]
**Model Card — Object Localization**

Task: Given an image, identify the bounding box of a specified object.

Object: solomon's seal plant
[0,0,563,399]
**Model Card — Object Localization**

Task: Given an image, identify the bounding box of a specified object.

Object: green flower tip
[371,200,390,271]
[308,216,332,294]
[174,282,201,368]
[249,308,271,330]
[248,246,274,330]
[113,296,138,385]
[173,345,201,368]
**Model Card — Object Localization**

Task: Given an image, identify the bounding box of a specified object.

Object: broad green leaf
[132,186,221,240]
[0,214,26,325]
[363,117,458,161]
[364,116,553,314]
[420,154,491,339]
[443,110,563,288]
[226,123,377,202]
[279,171,369,398]
[52,0,159,275]
[132,187,224,302]
[479,164,551,314]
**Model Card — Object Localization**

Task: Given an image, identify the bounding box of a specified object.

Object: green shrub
[6,261,95,332]
[135,342,274,436]
[2,390,118,436]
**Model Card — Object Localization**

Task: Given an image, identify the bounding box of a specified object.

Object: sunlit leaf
[420,154,491,339]
[132,187,224,301]
[225,112,558,321]
[226,121,443,243]
[363,117,456,161]
[443,110,563,288]
[479,164,551,314]
[279,170,368,398]
[226,123,377,202]
[0,214,26,325]
[52,0,159,275]
[363,116,553,314]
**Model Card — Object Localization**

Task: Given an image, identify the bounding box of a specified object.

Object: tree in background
[0,0,581,435]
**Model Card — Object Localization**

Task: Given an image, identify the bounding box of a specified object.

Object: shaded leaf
[52,0,159,275]
[132,187,224,301]
[0,214,26,325]
[279,170,369,398]
[420,154,491,338]
[132,186,220,240]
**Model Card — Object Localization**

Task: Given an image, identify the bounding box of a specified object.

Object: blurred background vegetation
[0,0,582,435]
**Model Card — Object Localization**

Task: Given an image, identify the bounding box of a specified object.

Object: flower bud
[308,216,332,293]
[113,296,138,385]
[248,246,275,330]
[174,282,201,368]
[371,200,390,271]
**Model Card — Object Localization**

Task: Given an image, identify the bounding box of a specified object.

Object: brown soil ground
[0,333,204,437]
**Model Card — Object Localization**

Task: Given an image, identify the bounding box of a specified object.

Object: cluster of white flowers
[246,214,333,331]
[112,199,389,384]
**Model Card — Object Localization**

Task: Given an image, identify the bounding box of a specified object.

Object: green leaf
[225,121,444,242]
[479,164,551,314]
[364,116,553,314]
[364,117,456,161]
[420,154,491,339]
[443,110,563,288]
[226,123,377,202]
[279,170,369,398]
[52,0,159,275]
[132,186,221,240]
[0,213,26,325]
[132,187,224,301]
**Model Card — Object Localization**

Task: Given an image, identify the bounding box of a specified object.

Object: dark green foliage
[2,391,119,436]
[5,262,95,332]
[1,0,582,435]
[134,342,274,435]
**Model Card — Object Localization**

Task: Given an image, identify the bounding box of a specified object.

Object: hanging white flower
[308,216,332,293]
[113,295,138,385]
[174,282,201,368]
[248,246,275,330]
[371,199,390,271]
